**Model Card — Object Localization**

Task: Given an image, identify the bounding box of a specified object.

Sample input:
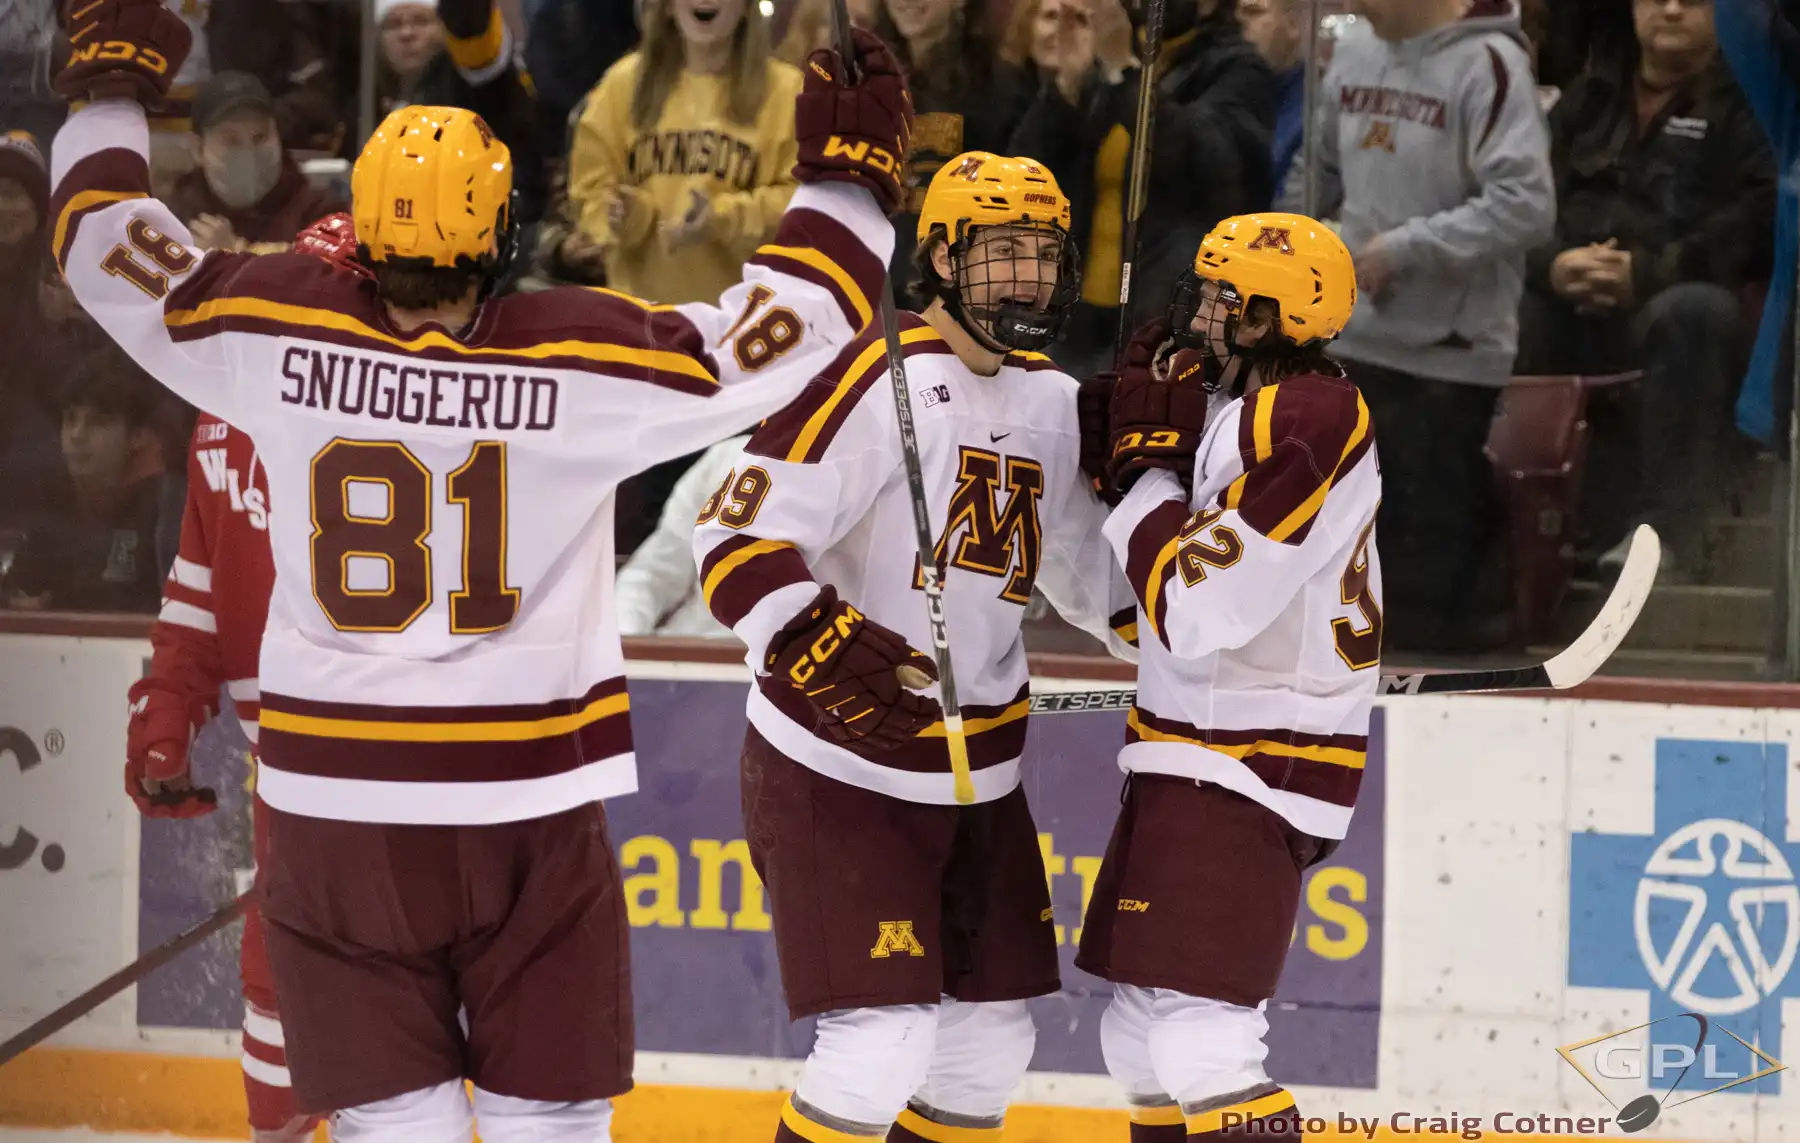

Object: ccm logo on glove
[783,601,866,686]
[65,39,169,73]
[822,136,900,176]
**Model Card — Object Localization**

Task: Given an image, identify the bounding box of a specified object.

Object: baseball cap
[192,72,277,134]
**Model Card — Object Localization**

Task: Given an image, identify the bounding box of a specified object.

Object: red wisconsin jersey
[154,415,274,742]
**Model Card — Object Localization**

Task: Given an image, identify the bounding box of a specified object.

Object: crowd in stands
[0,0,1792,666]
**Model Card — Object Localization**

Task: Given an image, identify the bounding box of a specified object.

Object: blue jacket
[1271,64,1304,200]
[1715,0,1796,443]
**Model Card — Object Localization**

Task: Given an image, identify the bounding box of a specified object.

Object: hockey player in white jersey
[1077,214,1378,1142]
[49,1,912,1138]
[693,152,1136,1143]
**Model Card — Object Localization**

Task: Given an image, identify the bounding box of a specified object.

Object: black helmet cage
[932,218,1082,354]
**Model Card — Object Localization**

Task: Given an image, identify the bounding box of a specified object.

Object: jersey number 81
[309,439,519,634]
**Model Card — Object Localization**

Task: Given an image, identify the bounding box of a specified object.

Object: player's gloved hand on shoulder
[793,26,914,216]
[125,677,218,819]
[55,0,193,105]
[765,584,942,751]
[1108,318,1211,495]
[294,213,374,280]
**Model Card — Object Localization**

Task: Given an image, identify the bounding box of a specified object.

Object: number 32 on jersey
[310,439,518,634]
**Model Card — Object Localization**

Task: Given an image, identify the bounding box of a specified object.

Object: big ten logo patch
[196,447,269,530]
[920,383,951,409]
[0,725,67,873]
[871,920,927,958]
[915,446,1044,605]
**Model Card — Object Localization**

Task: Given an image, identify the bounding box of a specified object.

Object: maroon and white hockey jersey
[1105,372,1382,840]
[53,98,893,826]
[694,311,1136,805]
[152,414,273,744]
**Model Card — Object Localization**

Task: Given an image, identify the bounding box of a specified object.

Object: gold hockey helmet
[914,152,1079,354]
[1178,212,1357,347]
[351,105,513,270]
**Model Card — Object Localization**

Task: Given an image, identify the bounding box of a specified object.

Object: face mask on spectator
[204,143,282,209]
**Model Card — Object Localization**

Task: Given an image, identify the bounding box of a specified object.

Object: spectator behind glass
[377,0,549,226]
[565,0,801,305]
[1316,0,1554,651]
[525,0,641,164]
[168,72,347,252]
[3,354,177,614]
[996,0,1078,93]
[869,0,1035,297]
[1011,0,1277,378]
[1516,0,1773,582]
[0,131,64,538]
[1239,0,1307,209]
[1712,0,1800,453]
[777,0,881,63]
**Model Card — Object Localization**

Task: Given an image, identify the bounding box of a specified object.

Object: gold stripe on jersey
[1130,1105,1186,1127]
[784,326,944,462]
[755,243,873,328]
[1141,535,1181,642]
[702,538,798,607]
[1125,711,1365,769]
[779,1098,871,1143]
[917,697,1029,738]
[1114,619,1139,646]
[259,689,630,742]
[165,297,719,384]
[55,188,145,265]
[1223,383,1279,510]
[582,285,679,313]
[1186,1089,1296,1135]
[893,1108,1001,1141]
[1267,390,1371,543]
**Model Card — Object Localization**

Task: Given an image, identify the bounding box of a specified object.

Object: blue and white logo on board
[1569,738,1799,1094]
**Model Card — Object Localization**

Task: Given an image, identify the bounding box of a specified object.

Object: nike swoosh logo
[990,432,1011,442]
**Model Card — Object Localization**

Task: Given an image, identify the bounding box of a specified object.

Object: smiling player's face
[958,225,1062,314]
[674,0,745,47]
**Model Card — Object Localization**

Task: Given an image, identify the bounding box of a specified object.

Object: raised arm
[51,0,248,424]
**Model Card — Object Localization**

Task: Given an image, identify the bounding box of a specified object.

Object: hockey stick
[1029,524,1663,714]
[0,889,254,1069]
[1112,0,1167,367]
[830,0,976,804]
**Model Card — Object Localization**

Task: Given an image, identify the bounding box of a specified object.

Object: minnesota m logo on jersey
[916,446,1045,604]
[871,920,927,958]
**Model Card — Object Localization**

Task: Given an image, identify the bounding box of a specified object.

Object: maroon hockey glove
[793,25,913,217]
[765,585,942,752]
[1077,373,1118,505]
[56,0,193,105]
[125,676,217,819]
[294,213,373,280]
[1108,318,1211,494]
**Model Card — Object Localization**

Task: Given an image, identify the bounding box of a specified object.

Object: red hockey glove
[1108,318,1211,494]
[793,26,914,217]
[55,0,193,105]
[1077,373,1118,504]
[765,585,942,752]
[294,212,373,280]
[125,676,218,819]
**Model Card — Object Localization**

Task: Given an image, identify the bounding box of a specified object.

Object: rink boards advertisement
[130,673,1387,1090]
[17,628,1800,1141]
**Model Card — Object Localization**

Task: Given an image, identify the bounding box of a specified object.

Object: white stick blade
[1541,524,1661,689]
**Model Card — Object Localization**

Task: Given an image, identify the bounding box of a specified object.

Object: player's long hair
[373,262,482,310]
[631,0,777,130]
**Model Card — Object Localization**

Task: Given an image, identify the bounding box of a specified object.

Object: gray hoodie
[1318,1,1554,387]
